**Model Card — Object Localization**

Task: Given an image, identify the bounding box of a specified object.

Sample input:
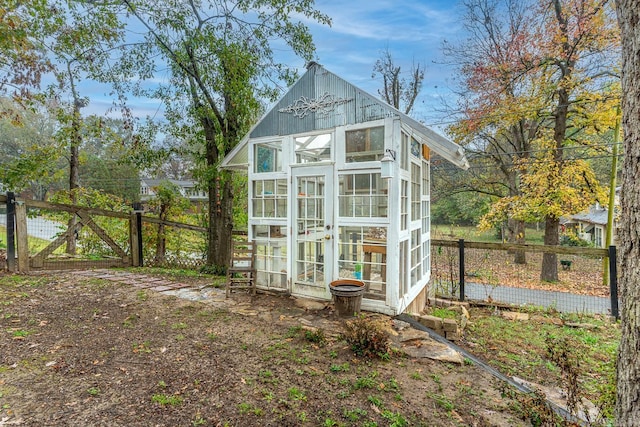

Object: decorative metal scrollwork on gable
[278,92,353,118]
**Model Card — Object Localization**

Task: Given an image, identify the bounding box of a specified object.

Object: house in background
[221,62,469,315]
[562,188,619,248]
[139,179,208,205]
[563,202,618,248]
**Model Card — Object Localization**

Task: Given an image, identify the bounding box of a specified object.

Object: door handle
[325,234,332,240]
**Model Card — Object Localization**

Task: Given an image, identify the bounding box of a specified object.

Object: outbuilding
[222,62,468,315]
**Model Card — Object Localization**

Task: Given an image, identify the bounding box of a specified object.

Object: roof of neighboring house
[567,205,610,226]
[221,62,469,171]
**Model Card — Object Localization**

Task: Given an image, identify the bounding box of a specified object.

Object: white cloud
[310,0,462,42]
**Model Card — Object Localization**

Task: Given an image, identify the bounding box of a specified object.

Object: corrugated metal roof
[222,62,469,170]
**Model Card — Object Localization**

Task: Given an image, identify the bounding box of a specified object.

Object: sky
[306,0,465,127]
[83,0,466,132]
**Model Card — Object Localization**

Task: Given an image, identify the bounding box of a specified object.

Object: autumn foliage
[447,0,620,280]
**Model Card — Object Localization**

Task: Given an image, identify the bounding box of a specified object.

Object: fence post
[129,213,139,267]
[6,192,15,272]
[608,245,619,320]
[14,201,29,272]
[131,203,144,267]
[459,239,465,302]
[136,212,143,266]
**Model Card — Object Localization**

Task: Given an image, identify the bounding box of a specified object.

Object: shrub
[342,315,390,359]
[304,328,326,345]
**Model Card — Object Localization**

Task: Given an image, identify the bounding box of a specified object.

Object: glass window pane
[295,133,332,163]
[338,226,387,300]
[252,179,287,218]
[345,126,384,162]
[253,225,288,289]
[254,141,282,173]
[338,173,387,218]
[400,132,409,170]
[411,137,420,158]
[411,163,421,221]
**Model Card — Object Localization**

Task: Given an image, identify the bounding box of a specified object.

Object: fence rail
[432,239,609,256]
[431,238,619,318]
[2,194,212,272]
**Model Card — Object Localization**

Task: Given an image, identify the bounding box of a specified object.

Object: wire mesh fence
[2,194,213,273]
[140,217,208,270]
[22,202,132,270]
[431,239,616,316]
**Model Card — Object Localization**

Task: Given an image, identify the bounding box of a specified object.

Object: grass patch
[432,224,545,244]
[8,329,31,338]
[464,306,619,422]
[151,394,183,406]
[431,307,458,319]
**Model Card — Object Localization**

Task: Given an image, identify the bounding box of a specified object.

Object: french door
[291,166,334,299]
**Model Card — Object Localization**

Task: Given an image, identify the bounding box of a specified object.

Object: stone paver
[150,285,173,292]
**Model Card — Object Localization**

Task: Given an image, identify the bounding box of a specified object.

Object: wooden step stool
[226,239,256,297]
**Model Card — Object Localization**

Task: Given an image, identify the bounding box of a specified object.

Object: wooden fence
[1,193,209,272]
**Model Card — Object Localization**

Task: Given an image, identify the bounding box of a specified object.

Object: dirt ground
[0,270,530,427]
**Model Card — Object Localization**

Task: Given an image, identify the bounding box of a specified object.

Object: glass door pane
[292,166,334,300]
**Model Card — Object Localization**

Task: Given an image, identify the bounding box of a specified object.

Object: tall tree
[112,0,330,271]
[372,48,425,115]
[1,0,127,253]
[0,97,63,199]
[444,0,542,263]
[0,0,52,121]
[614,0,640,422]
[447,0,619,280]
[535,0,619,281]
[43,1,125,253]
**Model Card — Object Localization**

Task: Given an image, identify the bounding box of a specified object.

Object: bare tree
[372,48,424,115]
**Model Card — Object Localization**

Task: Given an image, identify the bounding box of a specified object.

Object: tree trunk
[540,79,569,282]
[66,106,81,255]
[615,0,640,422]
[202,115,233,272]
[506,169,526,264]
[540,215,559,282]
[513,219,526,264]
[541,0,573,283]
[206,173,233,270]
